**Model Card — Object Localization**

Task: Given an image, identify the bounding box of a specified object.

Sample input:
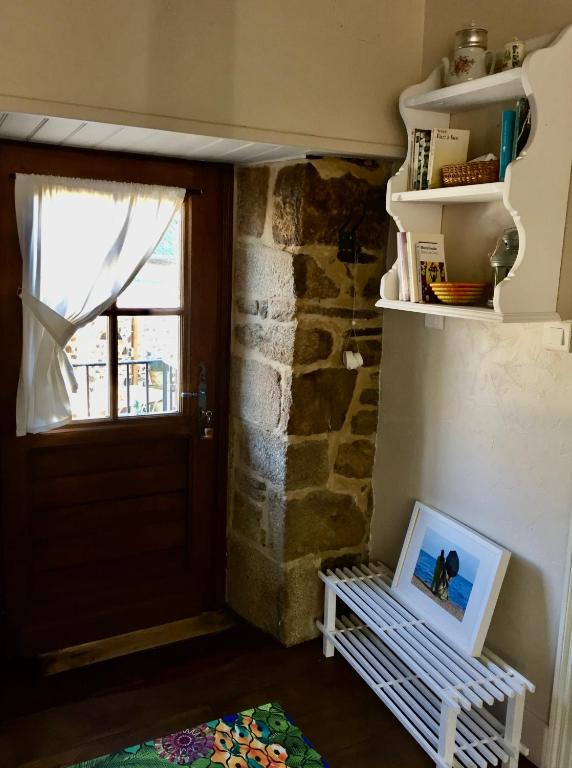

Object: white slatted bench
[317,563,534,768]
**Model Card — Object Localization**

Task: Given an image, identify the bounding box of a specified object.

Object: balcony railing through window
[72,359,177,418]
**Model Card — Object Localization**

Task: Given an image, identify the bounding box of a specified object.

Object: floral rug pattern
[69,702,328,768]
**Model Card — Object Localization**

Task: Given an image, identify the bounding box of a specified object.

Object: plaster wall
[371,3,572,764]
[0,0,425,157]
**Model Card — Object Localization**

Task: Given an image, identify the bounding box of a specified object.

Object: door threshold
[39,610,236,675]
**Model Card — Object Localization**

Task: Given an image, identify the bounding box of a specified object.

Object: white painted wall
[371,3,572,764]
[0,0,425,157]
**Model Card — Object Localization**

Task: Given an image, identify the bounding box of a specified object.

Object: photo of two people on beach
[411,527,479,622]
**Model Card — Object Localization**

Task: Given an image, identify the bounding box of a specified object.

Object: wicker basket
[441,159,499,186]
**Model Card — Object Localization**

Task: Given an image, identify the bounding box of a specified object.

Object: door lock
[183,362,214,440]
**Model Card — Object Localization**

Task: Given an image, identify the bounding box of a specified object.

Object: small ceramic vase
[502,38,525,70]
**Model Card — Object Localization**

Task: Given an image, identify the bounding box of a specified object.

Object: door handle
[182,362,214,440]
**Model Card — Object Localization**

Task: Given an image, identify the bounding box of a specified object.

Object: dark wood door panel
[31,437,189,479]
[34,518,187,571]
[20,586,204,654]
[32,463,188,508]
[30,548,188,608]
[32,492,186,541]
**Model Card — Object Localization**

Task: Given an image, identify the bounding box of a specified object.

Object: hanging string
[351,239,361,356]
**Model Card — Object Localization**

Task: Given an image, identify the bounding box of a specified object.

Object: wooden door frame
[0,140,234,658]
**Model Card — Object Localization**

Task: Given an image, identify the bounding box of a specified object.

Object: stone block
[232,491,265,545]
[272,161,391,251]
[266,488,286,556]
[227,535,283,639]
[235,323,295,366]
[236,296,258,315]
[231,358,283,430]
[285,489,365,558]
[280,557,323,646]
[359,388,379,406]
[351,409,378,436]
[293,253,339,299]
[235,468,266,502]
[266,298,296,322]
[238,424,287,485]
[293,327,333,365]
[289,368,357,435]
[302,163,389,249]
[335,439,375,478]
[236,166,269,238]
[234,241,294,300]
[286,439,329,490]
[272,164,306,246]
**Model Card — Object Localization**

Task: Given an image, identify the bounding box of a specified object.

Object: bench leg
[505,691,525,768]
[437,700,458,768]
[322,583,336,658]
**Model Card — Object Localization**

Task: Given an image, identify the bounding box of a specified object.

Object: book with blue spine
[499,109,516,180]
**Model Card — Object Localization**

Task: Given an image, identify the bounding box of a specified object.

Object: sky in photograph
[419,527,480,584]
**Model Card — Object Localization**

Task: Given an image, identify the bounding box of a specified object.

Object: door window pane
[117,316,180,417]
[116,211,182,309]
[66,317,110,420]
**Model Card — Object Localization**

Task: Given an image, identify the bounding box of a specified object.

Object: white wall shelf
[375,298,559,324]
[391,183,504,204]
[318,563,534,768]
[381,25,572,323]
[403,68,524,113]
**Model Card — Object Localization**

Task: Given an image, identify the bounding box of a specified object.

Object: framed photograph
[392,501,510,656]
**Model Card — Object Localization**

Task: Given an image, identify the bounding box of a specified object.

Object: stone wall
[227,158,392,645]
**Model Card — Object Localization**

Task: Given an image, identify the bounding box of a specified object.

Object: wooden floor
[0,623,535,768]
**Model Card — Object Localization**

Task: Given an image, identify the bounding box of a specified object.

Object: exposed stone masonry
[227,158,392,645]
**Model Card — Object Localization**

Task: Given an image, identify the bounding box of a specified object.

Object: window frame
[71,204,190,425]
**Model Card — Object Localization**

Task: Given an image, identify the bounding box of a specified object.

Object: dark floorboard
[0,624,535,768]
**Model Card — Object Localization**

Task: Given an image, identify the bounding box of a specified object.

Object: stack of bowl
[429,282,488,305]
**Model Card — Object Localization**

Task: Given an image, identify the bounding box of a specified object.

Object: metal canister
[488,227,519,306]
[455,23,488,50]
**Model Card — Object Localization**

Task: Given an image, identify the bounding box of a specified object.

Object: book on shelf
[396,231,410,301]
[403,232,446,303]
[512,97,531,160]
[427,128,470,188]
[409,128,470,190]
[499,109,516,181]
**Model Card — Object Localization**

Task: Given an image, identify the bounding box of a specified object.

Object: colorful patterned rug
[68,702,329,768]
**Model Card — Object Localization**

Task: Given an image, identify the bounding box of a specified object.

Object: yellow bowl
[430,282,488,289]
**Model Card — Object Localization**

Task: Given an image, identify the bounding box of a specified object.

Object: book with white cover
[427,128,470,188]
[405,232,446,303]
[396,231,410,301]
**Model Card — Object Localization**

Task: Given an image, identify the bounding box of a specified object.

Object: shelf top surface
[391,182,504,204]
[403,68,525,113]
[375,298,560,324]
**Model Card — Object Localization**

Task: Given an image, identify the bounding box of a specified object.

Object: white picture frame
[392,501,510,656]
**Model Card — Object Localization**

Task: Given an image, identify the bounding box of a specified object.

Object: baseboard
[523,707,548,767]
[39,610,236,675]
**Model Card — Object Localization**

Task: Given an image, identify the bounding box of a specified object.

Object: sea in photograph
[413,549,474,613]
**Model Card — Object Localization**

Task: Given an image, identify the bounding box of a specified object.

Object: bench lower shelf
[318,564,534,768]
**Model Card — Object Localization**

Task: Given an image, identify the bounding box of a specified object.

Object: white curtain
[15,174,186,436]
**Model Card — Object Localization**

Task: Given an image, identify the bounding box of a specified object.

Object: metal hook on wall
[337,202,367,263]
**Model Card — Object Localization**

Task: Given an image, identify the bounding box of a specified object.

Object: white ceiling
[0,112,316,164]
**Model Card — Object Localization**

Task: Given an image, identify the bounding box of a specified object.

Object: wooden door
[0,142,233,657]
